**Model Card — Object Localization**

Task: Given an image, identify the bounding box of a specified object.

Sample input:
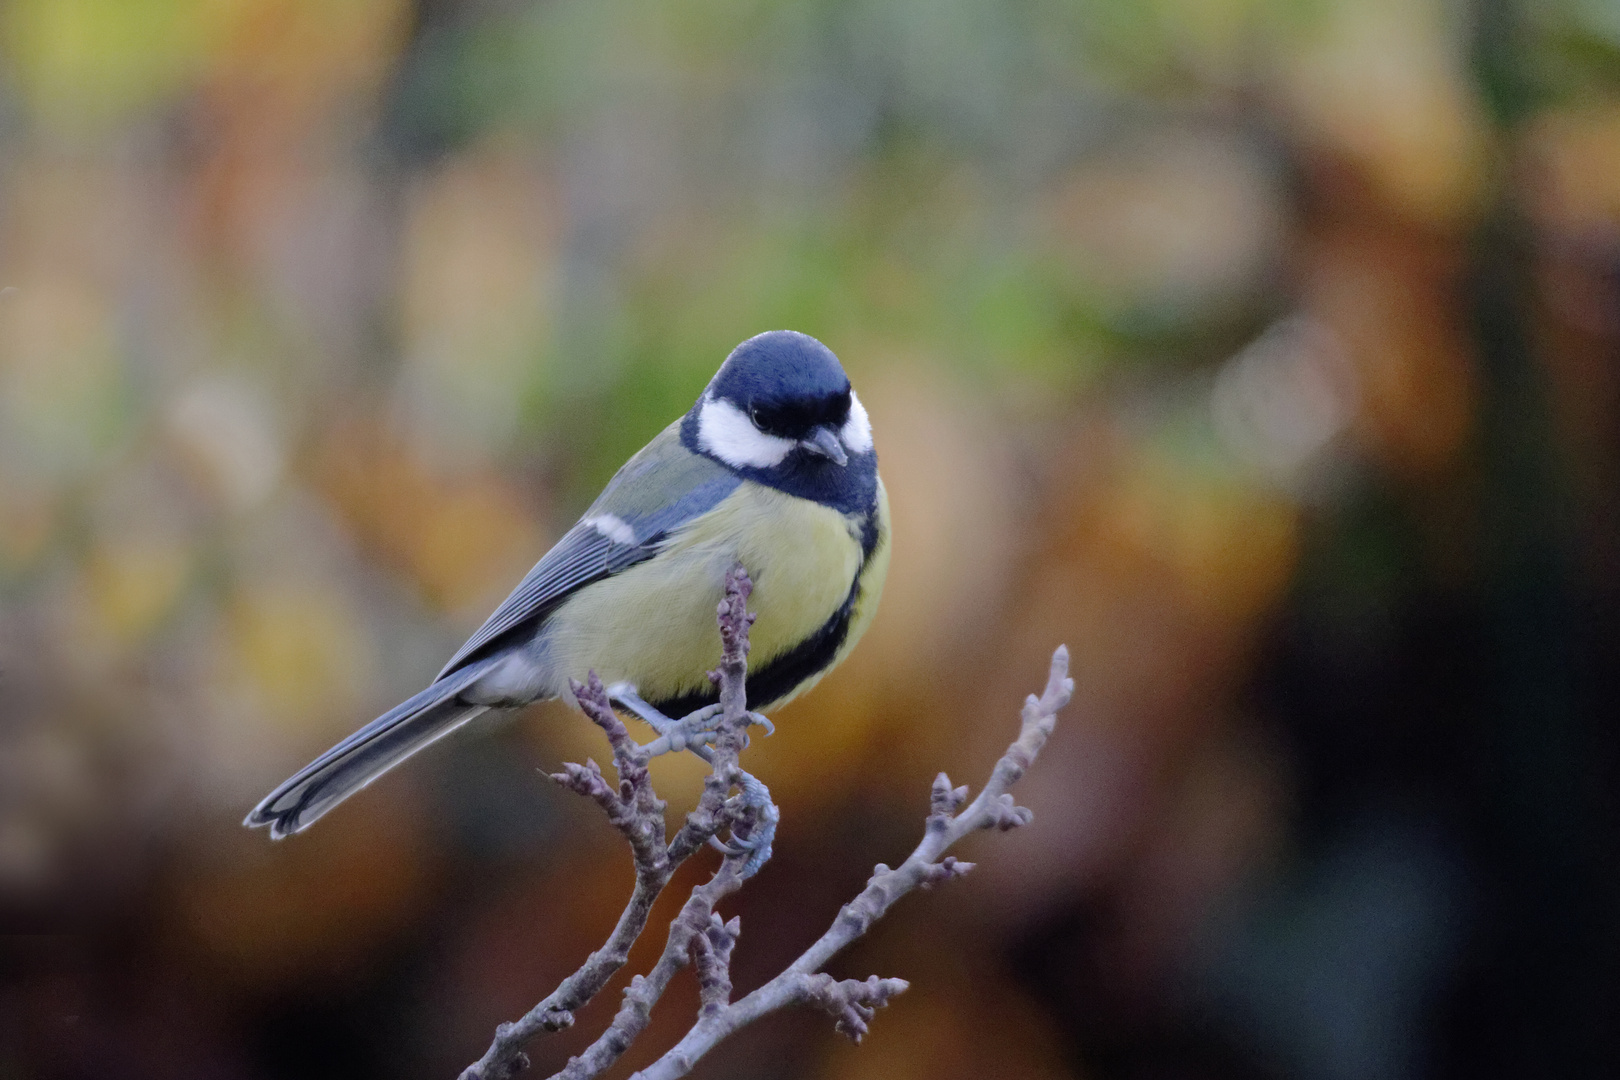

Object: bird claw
[606,687,730,758]
[605,685,777,876]
[662,704,726,752]
[738,810,778,878]
[712,769,778,878]
[608,689,772,758]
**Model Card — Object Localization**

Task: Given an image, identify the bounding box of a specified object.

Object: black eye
[748,405,766,431]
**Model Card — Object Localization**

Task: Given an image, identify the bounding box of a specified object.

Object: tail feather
[245,664,491,838]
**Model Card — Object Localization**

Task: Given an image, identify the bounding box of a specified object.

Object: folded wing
[436,422,739,679]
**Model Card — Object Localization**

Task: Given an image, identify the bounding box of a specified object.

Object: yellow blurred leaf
[313,420,547,617]
[1278,0,1491,225]
[398,147,556,455]
[227,580,371,731]
[85,537,190,642]
[1,0,211,132]
[1106,448,1300,625]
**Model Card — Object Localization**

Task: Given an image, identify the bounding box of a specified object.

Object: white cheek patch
[697,396,796,469]
[841,391,873,454]
[584,513,637,545]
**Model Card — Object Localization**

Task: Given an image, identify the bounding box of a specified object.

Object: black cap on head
[706,331,851,439]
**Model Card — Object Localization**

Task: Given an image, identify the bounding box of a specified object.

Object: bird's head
[691,331,872,473]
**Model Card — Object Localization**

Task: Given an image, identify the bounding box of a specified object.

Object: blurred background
[2,0,1618,1077]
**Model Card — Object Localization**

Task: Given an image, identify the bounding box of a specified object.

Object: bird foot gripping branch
[460,565,779,1080]
[460,563,1073,1080]
[581,565,778,876]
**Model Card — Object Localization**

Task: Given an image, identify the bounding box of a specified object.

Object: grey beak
[799,425,848,466]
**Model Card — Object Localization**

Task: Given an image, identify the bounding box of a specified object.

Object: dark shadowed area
[2,1,1618,1078]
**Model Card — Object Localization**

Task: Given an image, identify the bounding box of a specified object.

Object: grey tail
[244,663,491,839]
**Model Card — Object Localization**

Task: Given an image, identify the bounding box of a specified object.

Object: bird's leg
[605,683,777,876]
[605,684,725,759]
[605,684,773,755]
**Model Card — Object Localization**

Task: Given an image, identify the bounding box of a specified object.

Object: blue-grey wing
[435,421,739,679]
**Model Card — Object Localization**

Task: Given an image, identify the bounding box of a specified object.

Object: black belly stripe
[648,506,883,717]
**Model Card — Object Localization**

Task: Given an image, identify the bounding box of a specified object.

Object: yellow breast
[543,479,888,709]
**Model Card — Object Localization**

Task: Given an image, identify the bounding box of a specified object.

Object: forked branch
[460,563,1073,1080]
[630,644,1072,1079]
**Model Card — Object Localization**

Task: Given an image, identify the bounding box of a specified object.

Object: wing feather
[436,422,738,679]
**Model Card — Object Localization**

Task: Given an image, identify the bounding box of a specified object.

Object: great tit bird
[246,330,890,839]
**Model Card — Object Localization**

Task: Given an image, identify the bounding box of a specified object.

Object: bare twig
[459,560,1074,1080]
[552,852,753,1079]
[690,914,740,1018]
[629,645,1073,1080]
[547,565,768,1080]
[459,566,764,1080]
